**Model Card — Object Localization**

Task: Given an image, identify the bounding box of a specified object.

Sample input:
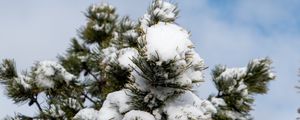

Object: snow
[128,70,149,92]
[93,24,104,31]
[47,98,82,118]
[90,3,117,34]
[93,23,115,33]
[217,66,249,95]
[143,22,205,85]
[185,68,204,83]
[216,67,248,94]
[219,67,247,81]
[211,58,275,119]
[117,48,139,68]
[65,98,82,110]
[121,18,135,27]
[122,110,155,120]
[148,87,180,101]
[101,47,139,70]
[166,105,205,120]
[237,80,248,96]
[80,1,275,120]
[224,110,248,120]
[96,12,117,21]
[97,90,217,120]
[129,22,206,97]
[251,58,275,79]
[122,30,139,39]
[211,97,226,107]
[139,0,177,30]
[98,90,132,120]
[216,58,274,96]
[163,91,216,120]
[145,22,192,61]
[74,108,100,120]
[91,3,114,12]
[48,104,65,117]
[101,47,118,64]
[152,1,177,20]
[34,61,75,88]
[96,3,210,120]
[139,14,151,30]
[268,72,275,79]
[122,29,139,47]
[15,74,31,90]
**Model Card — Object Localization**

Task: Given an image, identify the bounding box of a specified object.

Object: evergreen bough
[0,0,275,120]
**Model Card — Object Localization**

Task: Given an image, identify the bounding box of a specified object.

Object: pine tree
[75,0,275,120]
[1,3,136,119]
[0,0,275,120]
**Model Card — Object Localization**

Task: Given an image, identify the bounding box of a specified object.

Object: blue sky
[0,0,300,119]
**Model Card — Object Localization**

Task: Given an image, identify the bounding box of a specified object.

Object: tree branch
[34,95,43,114]
[82,92,98,105]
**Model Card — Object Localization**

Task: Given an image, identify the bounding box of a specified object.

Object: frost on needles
[0,0,275,120]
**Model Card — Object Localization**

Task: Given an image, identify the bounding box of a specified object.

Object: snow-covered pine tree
[0,3,137,119]
[0,0,275,120]
[0,59,82,119]
[210,59,275,119]
[74,0,275,120]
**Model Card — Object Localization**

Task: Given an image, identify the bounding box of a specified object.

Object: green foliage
[116,16,139,48]
[128,87,164,112]
[131,54,193,90]
[244,58,274,94]
[80,4,118,48]
[0,59,36,104]
[127,84,183,113]
[212,112,234,120]
[125,50,194,112]
[146,0,179,25]
[0,60,87,119]
[212,65,253,115]
[58,38,90,76]
[0,1,276,119]
[0,59,18,80]
[211,58,275,119]
[100,61,131,97]
[0,2,138,119]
